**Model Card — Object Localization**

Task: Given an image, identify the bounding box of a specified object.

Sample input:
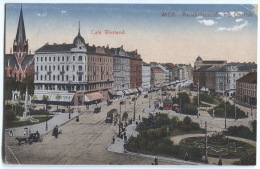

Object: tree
[182,104,198,115]
[55,94,62,111]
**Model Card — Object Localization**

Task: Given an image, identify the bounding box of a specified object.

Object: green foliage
[208,101,247,119]
[4,76,34,100]
[182,104,198,115]
[5,109,17,121]
[251,120,256,141]
[178,116,200,132]
[234,152,256,165]
[172,92,190,105]
[224,124,256,141]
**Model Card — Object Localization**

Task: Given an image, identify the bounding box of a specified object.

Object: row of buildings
[5,7,192,106]
[193,56,257,106]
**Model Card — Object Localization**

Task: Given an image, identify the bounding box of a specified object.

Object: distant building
[236,72,257,106]
[150,66,165,87]
[142,62,151,92]
[5,7,34,81]
[194,56,227,70]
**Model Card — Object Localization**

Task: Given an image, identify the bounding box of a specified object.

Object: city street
[4,84,256,165]
[4,92,178,165]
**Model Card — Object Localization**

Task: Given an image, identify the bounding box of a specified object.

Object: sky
[5,3,258,65]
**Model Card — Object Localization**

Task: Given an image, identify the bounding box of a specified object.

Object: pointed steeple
[78,21,80,35]
[15,6,26,44]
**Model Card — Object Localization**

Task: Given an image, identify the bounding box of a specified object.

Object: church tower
[13,6,28,65]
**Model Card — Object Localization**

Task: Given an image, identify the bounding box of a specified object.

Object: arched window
[40,75,42,80]
[53,75,55,81]
[73,75,75,81]
[73,56,75,61]
[57,75,60,81]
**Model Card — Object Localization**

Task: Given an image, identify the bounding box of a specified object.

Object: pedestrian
[112,136,115,144]
[154,157,158,165]
[9,129,13,137]
[218,156,222,165]
[185,152,189,161]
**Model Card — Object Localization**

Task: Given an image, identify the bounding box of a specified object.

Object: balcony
[77,71,84,76]
[60,70,65,75]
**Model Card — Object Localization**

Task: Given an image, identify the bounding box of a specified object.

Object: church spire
[15,5,26,44]
[78,21,81,35]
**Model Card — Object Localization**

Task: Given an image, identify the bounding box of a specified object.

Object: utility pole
[234,99,236,121]
[133,97,136,121]
[69,104,71,119]
[197,80,199,118]
[205,121,208,163]
[224,74,227,129]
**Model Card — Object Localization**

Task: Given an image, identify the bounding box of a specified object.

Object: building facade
[5,7,34,81]
[150,67,165,87]
[112,46,130,91]
[34,25,114,105]
[129,50,142,89]
[142,62,151,92]
[236,72,257,106]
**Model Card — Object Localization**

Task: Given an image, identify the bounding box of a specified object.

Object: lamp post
[42,95,49,131]
[69,104,71,119]
[133,97,136,121]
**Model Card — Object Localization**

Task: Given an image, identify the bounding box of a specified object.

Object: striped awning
[85,92,104,102]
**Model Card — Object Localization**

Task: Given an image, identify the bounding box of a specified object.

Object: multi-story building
[194,56,227,70]
[157,64,170,83]
[112,46,130,91]
[150,66,165,87]
[34,25,114,105]
[5,7,34,81]
[142,62,151,92]
[193,66,212,88]
[129,50,142,89]
[236,72,257,106]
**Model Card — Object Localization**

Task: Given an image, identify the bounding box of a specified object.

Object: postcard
[1,0,258,167]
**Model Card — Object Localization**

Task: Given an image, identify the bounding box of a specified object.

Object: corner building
[34,26,113,105]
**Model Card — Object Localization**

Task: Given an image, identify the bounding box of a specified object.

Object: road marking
[6,145,20,164]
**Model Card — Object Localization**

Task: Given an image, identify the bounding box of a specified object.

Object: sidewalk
[106,120,201,165]
[4,111,82,137]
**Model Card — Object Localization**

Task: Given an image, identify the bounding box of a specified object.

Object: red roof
[237,72,257,84]
[151,66,164,72]
[166,63,177,67]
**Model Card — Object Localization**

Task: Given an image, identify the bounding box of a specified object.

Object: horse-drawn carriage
[94,106,101,113]
[15,132,42,146]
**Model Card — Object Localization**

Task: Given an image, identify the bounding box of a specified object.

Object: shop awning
[108,89,117,96]
[85,92,104,102]
[137,87,143,92]
[116,91,124,96]
[130,88,138,93]
[123,89,130,95]
[35,93,74,102]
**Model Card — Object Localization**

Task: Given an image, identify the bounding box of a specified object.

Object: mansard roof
[237,72,257,84]
[202,60,227,64]
[36,44,74,52]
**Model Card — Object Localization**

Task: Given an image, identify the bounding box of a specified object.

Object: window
[73,56,75,61]
[58,57,60,61]
[54,57,55,62]
[53,75,55,81]
[58,66,60,71]
[41,66,43,71]
[73,66,75,71]
[67,56,69,61]
[36,66,38,71]
[49,57,51,62]
[49,66,51,71]
[58,75,60,81]
[45,75,47,80]
[40,75,42,80]
[73,75,75,81]
[53,65,55,71]
[45,66,47,70]
[62,75,64,81]
[67,66,69,71]
[62,57,64,61]
[41,57,43,61]
[45,57,47,61]
[79,65,82,71]
[66,75,68,81]
[37,57,39,62]
[79,56,82,61]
